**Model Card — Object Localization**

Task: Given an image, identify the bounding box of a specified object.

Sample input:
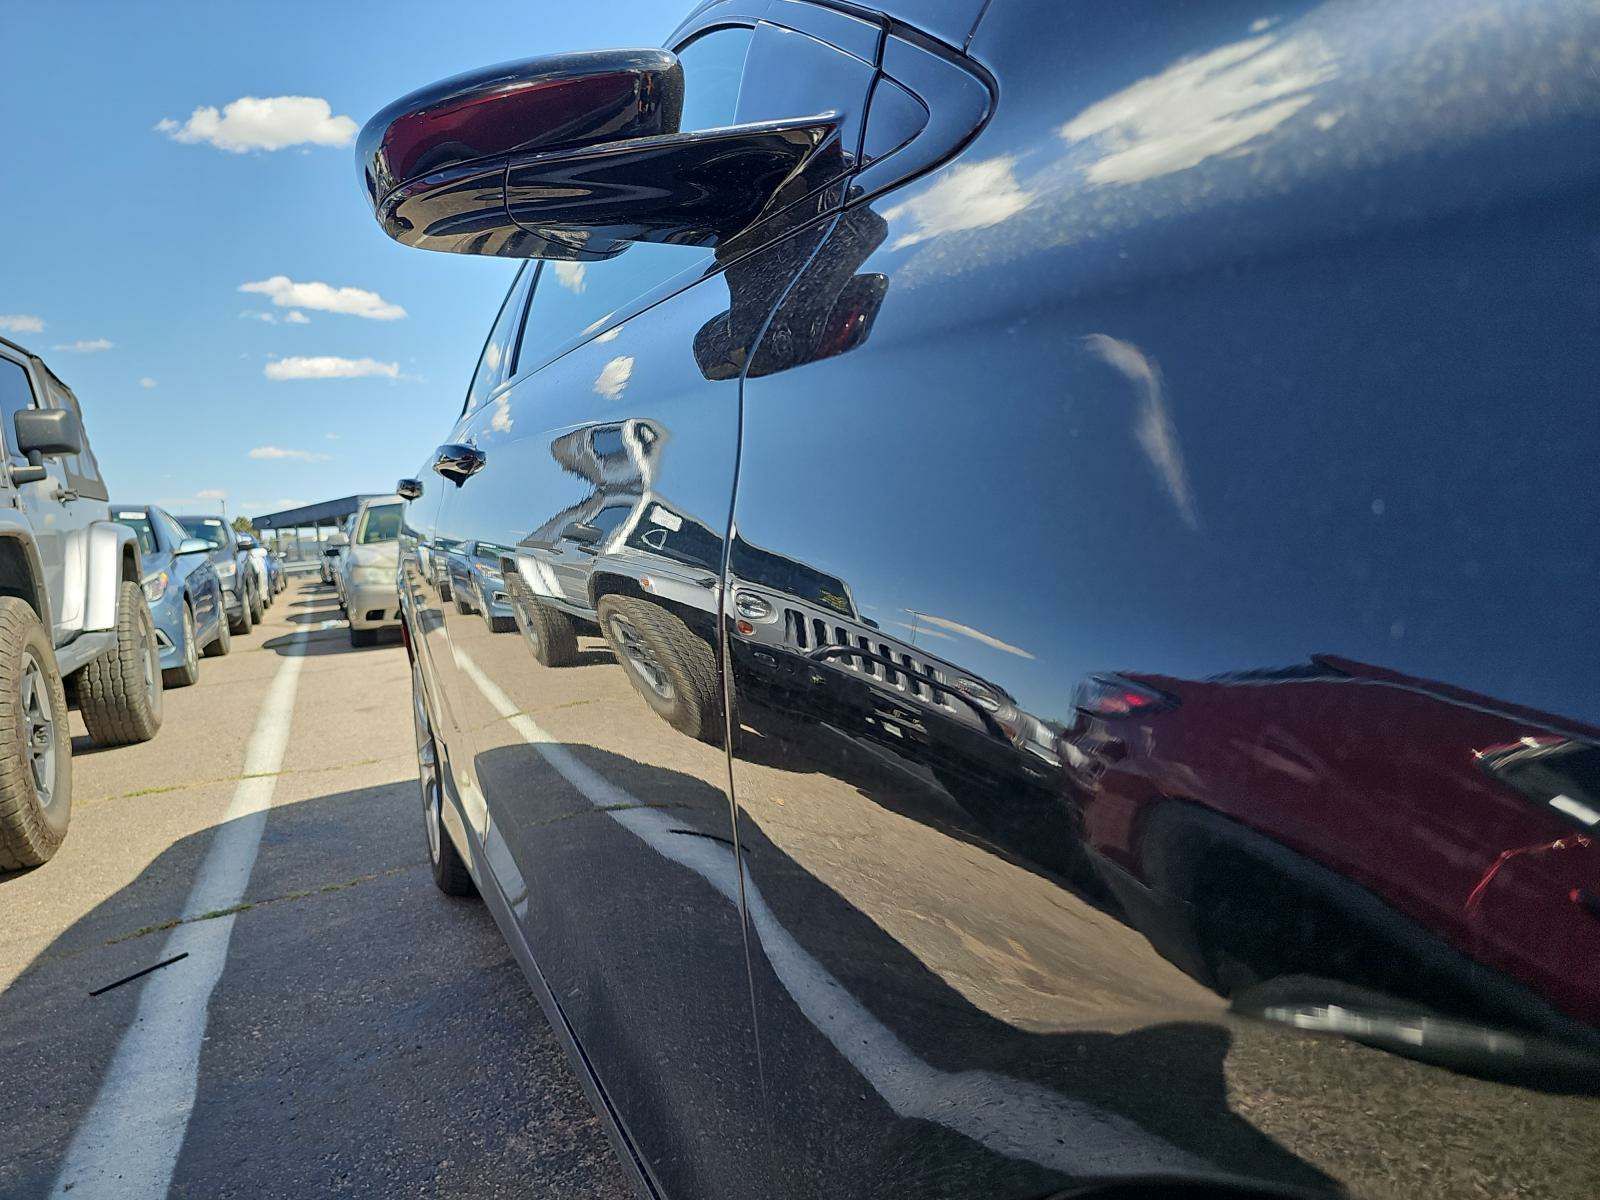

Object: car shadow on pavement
[259,628,403,657]
[0,780,631,1200]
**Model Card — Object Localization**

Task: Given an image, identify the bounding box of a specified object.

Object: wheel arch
[0,527,52,630]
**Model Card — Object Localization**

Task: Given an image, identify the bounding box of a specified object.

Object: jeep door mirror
[565,521,604,545]
[358,49,837,259]
[176,538,212,557]
[396,477,424,501]
[328,531,349,548]
[14,408,84,460]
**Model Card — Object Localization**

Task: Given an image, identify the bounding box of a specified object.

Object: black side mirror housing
[15,408,84,460]
[565,521,604,545]
[396,477,424,501]
[358,49,836,259]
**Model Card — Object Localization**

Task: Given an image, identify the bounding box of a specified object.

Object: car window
[357,503,402,544]
[512,26,754,374]
[589,505,633,538]
[177,517,229,549]
[0,357,38,470]
[463,263,533,416]
[40,371,107,498]
[154,508,190,549]
[114,510,159,557]
[676,25,754,133]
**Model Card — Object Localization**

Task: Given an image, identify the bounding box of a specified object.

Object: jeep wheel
[0,599,72,870]
[79,579,164,747]
[597,595,722,744]
[514,594,578,666]
[162,600,201,688]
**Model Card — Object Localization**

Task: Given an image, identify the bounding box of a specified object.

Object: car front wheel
[413,662,475,897]
[162,600,201,688]
[0,598,72,870]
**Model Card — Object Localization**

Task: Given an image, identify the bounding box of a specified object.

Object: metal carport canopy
[252,495,379,529]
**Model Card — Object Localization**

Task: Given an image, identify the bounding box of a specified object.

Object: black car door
[429,12,877,1198]
[725,3,1600,1200]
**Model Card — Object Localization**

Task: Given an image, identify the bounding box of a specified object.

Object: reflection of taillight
[1075,674,1175,718]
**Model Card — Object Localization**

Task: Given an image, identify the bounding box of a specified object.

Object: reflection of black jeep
[507,419,728,742]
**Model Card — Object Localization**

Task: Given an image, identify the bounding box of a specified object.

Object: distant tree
[231,516,256,535]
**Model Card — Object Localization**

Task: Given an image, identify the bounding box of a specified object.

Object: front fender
[83,520,140,632]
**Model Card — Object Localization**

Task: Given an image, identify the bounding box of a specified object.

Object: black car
[366,3,1600,1199]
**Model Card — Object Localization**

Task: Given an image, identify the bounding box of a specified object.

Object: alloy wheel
[20,652,57,813]
[608,613,675,700]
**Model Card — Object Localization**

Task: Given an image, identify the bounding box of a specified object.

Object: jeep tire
[78,580,164,747]
[597,595,722,744]
[0,598,72,870]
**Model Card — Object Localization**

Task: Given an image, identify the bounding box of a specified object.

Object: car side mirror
[176,538,212,556]
[396,477,424,501]
[14,408,83,460]
[328,531,349,548]
[565,521,604,545]
[358,49,837,259]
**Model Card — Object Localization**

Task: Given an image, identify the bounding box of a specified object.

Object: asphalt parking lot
[0,575,631,1200]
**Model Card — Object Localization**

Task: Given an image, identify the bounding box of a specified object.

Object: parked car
[235,532,274,609]
[261,545,286,596]
[318,534,343,585]
[112,504,230,686]
[444,539,516,633]
[175,515,259,635]
[0,338,165,870]
[364,4,1600,1198]
[337,495,403,646]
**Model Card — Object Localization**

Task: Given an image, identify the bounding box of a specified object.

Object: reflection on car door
[429,13,880,1194]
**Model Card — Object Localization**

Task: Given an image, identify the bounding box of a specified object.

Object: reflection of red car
[1069,657,1600,1036]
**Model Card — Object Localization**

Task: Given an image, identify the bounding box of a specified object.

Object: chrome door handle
[432,443,485,486]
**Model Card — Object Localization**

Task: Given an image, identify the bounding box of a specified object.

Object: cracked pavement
[0,576,632,1200]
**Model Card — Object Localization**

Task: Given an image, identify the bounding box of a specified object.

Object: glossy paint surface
[386,2,1600,1198]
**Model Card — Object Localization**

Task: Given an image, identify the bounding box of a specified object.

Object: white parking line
[453,649,1205,1180]
[50,634,308,1199]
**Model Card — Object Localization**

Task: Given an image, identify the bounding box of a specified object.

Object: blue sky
[0,0,677,518]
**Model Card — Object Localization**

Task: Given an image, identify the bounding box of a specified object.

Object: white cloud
[594,326,621,343]
[249,445,332,462]
[284,310,310,324]
[324,432,339,440]
[155,96,357,153]
[553,262,588,294]
[197,488,228,502]
[883,157,1035,250]
[1083,333,1199,530]
[139,377,157,389]
[54,338,114,353]
[1058,31,1336,186]
[264,356,400,381]
[275,497,310,508]
[241,310,278,323]
[592,355,634,400]
[239,276,405,321]
[489,394,513,434]
[0,314,44,334]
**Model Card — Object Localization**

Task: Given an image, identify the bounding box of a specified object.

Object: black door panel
[723,1,1600,1197]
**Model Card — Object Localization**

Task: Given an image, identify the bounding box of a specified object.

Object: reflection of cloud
[882,156,1035,249]
[489,393,513,434]
[592,355,634,400]
[1059,31,1336,186]
[484,341,502,372]
[1083,334,1199,530]
[594,326,621,343]
[905,611,1034,660]
[554,262,588,294]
